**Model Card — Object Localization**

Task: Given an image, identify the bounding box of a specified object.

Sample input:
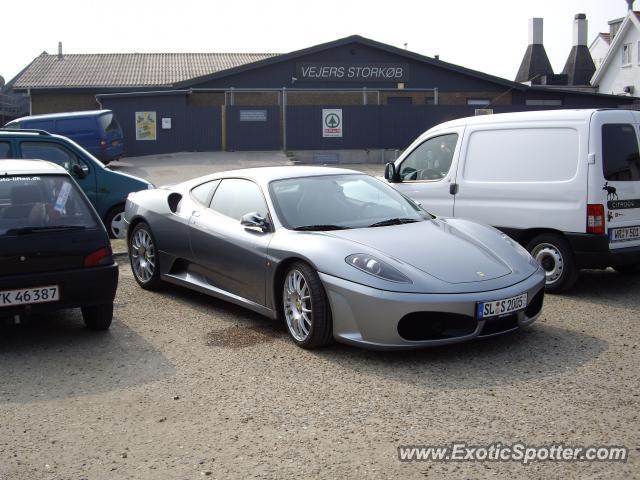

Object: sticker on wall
[322,109,342,138]
[135,111,157,140]
[162,117,172,129]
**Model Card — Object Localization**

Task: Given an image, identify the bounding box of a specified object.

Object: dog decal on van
[603,182,618,201]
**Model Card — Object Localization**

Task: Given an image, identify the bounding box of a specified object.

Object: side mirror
[72,163,89,179]
[241,212,270,232]
[384,162,400,183]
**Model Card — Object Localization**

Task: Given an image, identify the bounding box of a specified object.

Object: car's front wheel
[526,233,578,293]
[129,222,162,290]
[82,303,113,330]
[281,262,332,349]
[105,205,126,239]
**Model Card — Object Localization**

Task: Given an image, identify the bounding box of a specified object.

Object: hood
[325,219,514,284]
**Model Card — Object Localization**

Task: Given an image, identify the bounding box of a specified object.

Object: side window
[602,124,640,182]
[20,142,86,173]
[210,179,268,221]
[399,133,458,181]
[190,179,220,206]
[0,142,10,159]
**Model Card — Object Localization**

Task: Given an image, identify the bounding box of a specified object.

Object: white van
[384,109,640,292]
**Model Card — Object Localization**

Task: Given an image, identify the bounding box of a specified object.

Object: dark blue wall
[227,106,281,151]
[101,94,221,156]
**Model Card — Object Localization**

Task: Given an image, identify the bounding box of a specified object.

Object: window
[602,124,640,182]
[0,175,97,236]
[466,98,491,106]
[463,128,579,182]
[399,133,458,181]
[20,142,86,173]
[387,97,413,105]
[190,180,220,206]
[210,179,268,221]
[622,43,632,65]
[0,142,10,159]
[98,113,121,133]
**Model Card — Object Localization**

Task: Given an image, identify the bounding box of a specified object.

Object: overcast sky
[0,0,632,86]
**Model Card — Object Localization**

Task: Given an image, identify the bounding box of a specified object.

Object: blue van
[5,110,125,164]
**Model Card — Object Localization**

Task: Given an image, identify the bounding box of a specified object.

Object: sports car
[124,166,545,350]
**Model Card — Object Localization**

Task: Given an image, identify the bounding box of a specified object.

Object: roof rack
[0,128,52,136]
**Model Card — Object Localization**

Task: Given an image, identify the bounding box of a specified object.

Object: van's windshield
[0,175,97,236]
[602,124,640,182]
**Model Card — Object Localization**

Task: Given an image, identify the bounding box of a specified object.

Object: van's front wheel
[526,234,578,293]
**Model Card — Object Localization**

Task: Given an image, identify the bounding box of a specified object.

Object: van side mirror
[384,162,400,183]
[241,212,270,232]
[72,163,89,179]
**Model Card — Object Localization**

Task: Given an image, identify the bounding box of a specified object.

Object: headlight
[345,254,412,283]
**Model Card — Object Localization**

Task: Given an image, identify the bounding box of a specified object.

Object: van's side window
[602,124,640,182]
[0,142,10,159]
[20,142,87,173]
[399,134,458,181]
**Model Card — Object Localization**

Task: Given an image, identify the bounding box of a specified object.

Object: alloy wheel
[283,269,313,342]
[131,228,156,283]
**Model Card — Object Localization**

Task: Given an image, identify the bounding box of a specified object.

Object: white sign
[322,109,342,138]
[162,117,172,129]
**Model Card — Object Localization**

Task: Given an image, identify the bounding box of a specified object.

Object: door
[388,130,462,217]
[188,178,272,305]
[592,112,640,250]
[18,140,98,207]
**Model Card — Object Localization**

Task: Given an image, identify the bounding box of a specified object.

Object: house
[591,8,640,96]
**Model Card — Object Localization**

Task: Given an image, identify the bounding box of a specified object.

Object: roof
[12,52,278,89]
[515,44,554,83]
[176,35,526,91]
[592,11,640,86]
[10,109,111,123]
[181,165,363,188]
[0,159,67,175]
[424,108,610,131]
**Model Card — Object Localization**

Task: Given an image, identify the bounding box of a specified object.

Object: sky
[0,0,632,86]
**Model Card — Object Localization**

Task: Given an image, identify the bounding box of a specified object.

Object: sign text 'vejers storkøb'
[296,63,409,82]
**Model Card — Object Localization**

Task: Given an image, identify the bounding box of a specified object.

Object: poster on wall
[135,111,157,140]
[322,109,342,138]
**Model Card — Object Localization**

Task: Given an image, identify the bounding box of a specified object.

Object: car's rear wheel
[526,233,578,293]
[282,262,332,349]
[129,222,162,290]
[105,205,126,239]
[82,303,113,330]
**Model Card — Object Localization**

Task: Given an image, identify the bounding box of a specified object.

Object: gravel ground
[1,260,639,479]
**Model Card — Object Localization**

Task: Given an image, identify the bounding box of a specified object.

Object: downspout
[27,88,32,115]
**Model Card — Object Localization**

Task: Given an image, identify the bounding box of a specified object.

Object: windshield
[0,174,97,236]
[269,174,431,230]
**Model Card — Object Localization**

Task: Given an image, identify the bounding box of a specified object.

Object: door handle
[449,183,459,195]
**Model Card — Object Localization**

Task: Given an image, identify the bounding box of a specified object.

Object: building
[8,35,638,156]
[590,8,640,96]
[590,33,611,69]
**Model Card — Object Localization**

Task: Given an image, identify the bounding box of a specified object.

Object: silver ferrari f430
[124,166,545,350]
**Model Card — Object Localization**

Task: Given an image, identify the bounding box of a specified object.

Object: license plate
[0,285,60,307]
[609,226,640,243]
[477,293,527,319]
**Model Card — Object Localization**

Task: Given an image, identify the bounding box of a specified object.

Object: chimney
[58,41,63,60]
[529,17,544,45]
[562,14,596,86]
[572,13,588,46]
[515,18,554,83]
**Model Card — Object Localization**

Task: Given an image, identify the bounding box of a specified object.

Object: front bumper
[0,263,118,318]
[320,267,545,350]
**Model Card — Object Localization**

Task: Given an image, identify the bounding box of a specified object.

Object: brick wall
[31,93,100,114]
